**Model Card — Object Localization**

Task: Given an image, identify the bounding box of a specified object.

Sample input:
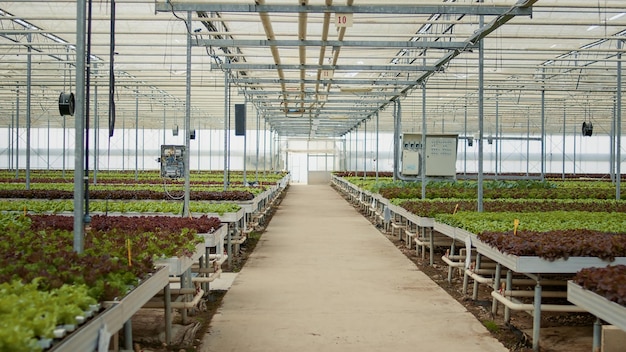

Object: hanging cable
[163,178,185,200]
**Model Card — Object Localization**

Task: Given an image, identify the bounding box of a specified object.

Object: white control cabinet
[401,133,458,178]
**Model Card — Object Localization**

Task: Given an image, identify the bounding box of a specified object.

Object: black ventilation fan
[582,121,593,137]
[58,92,75,116]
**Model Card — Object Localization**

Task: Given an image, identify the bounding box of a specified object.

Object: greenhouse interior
[1,1,626,352]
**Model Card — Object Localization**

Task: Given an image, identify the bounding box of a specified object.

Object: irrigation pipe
[491,291,586,313]
[143,288,205,309]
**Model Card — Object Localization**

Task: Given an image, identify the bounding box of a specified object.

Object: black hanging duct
[582,121,593,137]
[58,92,75,116]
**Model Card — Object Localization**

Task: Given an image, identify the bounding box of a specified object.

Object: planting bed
[0,213,223,351]
[0,170,290,351]
[332,173,626,352]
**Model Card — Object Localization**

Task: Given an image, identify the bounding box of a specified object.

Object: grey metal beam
[216,63,436,72]
[251,98,389,104]
[156,3,532,16]
[243,90,401,96]
[231,77,418,85]
[257,107,383,113]
[195,38,475,50]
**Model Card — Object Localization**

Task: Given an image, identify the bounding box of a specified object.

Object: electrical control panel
[401,134,422,176]
[160,145,185,179]
[401,133,458,178]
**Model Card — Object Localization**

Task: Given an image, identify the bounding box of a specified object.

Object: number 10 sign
[335,13,353,28]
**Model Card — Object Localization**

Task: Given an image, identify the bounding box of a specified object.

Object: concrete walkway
[201,184,508,352]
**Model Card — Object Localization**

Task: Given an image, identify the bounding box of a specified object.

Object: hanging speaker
[235,104,246,136]
[190,129,196,140]
[58,92,75,116]
[172,125,179,136]
[582,121,593,137]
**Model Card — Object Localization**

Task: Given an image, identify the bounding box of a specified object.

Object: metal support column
[354,126,358,172]
[532,277,542,352]
[477,6,485,212]
[421,81,427,200]
[269,128,273,171]
[562,103,566,179]
[363,119,367,179]
[375,111,379,180]
[47,117,50,169]
[504,270,512,323]
[243,110,248,184]
[224,70,230,189]
[526,110,530,176]
[463,99,467,175]
[94,64,99,183]
[611,103,616,183]
[123,320,132,351]
[263,119,267,173]
[163,102,167,145]
[256,110,260,182]
[74,0,87,253]
[62,115,66,177]
[616,39,622,200]
[164,283,172,345]
[26,34,32,189]
[183,11,192,216]
[15,86,20,179]
[593,318,602,352]
[135,87,139,181]
[495,92,499,177]
[541,79,546,181]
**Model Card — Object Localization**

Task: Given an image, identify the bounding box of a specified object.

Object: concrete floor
[200,184,508,352]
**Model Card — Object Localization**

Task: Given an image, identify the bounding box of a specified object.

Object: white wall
[0,127,623,176]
